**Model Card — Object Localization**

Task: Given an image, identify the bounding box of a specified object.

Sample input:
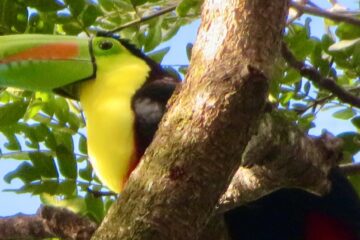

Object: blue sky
[0,0,359,216]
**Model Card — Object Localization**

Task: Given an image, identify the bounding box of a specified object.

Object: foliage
[0,0,360,221]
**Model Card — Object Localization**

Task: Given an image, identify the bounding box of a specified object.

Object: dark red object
[224,168,360,240]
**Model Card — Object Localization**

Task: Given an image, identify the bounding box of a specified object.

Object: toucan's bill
[0,34,94,98]
[0,34,154,193]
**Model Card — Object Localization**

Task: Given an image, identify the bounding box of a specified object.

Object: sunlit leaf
[333,108,356,120]
[329,38,360,51]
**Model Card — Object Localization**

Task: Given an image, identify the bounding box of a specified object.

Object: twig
[281,42,360,109]
[109,5,177,33]
[340,162,360,175]
[290,1,360,26]
[87,188,117,197]
[306,0,321,9]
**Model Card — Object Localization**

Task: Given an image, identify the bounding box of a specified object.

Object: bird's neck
[79,56,150,193]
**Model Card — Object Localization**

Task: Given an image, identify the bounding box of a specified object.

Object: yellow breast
[79,54,149,193]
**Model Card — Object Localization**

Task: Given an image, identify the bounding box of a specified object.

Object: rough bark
[218,113,342,213]
[0,206,97,240]
[93,0,289,239]
[198,215,231,240]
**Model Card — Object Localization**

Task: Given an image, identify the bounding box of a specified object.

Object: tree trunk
[93,0,290,239]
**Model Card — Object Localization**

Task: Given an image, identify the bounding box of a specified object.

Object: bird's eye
[99,40,113,50]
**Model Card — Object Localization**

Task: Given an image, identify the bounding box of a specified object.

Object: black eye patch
[99,40,113,50]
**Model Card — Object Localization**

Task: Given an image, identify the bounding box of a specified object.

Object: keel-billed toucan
[0,34,360,240]
[0,34,179,193]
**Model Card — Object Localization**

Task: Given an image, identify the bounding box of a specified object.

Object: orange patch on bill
[0,43,79,64]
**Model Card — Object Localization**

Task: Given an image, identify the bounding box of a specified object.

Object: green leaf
[44,131,57,151]
[32,124,51,142]
[311,42,330,76]
[162,20,182,42]
[104,197,115,212]
[56,145,77,179]
[54,97,69,125]
[148,47,170,63]
[332,108,356,120]
[178,66,188,76]
[57,180,77,196]
[0,1,28,34]
[348,175,360,197]
[1,129,21,151]
[62,20,83,35]
[352,44,360,67]
[26,0,65,12]
[328,38,360,51]
[53,130,74,152]
[337,132,360,155]
[29,152,58,179]
[19,124,40,149]
[297,113,315,131]
[144,18,163,52]
[23,101,44,120]
[27,180,60,195]
[130,0,148,7]
[279,91,294,106]
[79,136,88,154]
[67,112,81,132]
[85,193,105,222]
[304,81,311,95]
[81,4,100,27]
[64,0,85,17]
[336,23,360,40]
[0,101,28,127]
[4,162,40,184]
[79,162,93,181]
[163,66,181,80]
[176,0,201,17]
[98,0,116,11]
[281,69,301,85]
[0,151,29,160]
[351,116,360,130]
[285,22,317,60]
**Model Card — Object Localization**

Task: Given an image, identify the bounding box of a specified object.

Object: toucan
[0,34,359,240]
[0,34,179,193]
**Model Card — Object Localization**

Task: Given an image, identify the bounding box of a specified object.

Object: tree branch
[290,1,360,26]
[109,5,177,33]
[281,42,360,108]
[93,1,289,239]
[218,113,342,213]
[0,206,97,240]
[340,162,360,175]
